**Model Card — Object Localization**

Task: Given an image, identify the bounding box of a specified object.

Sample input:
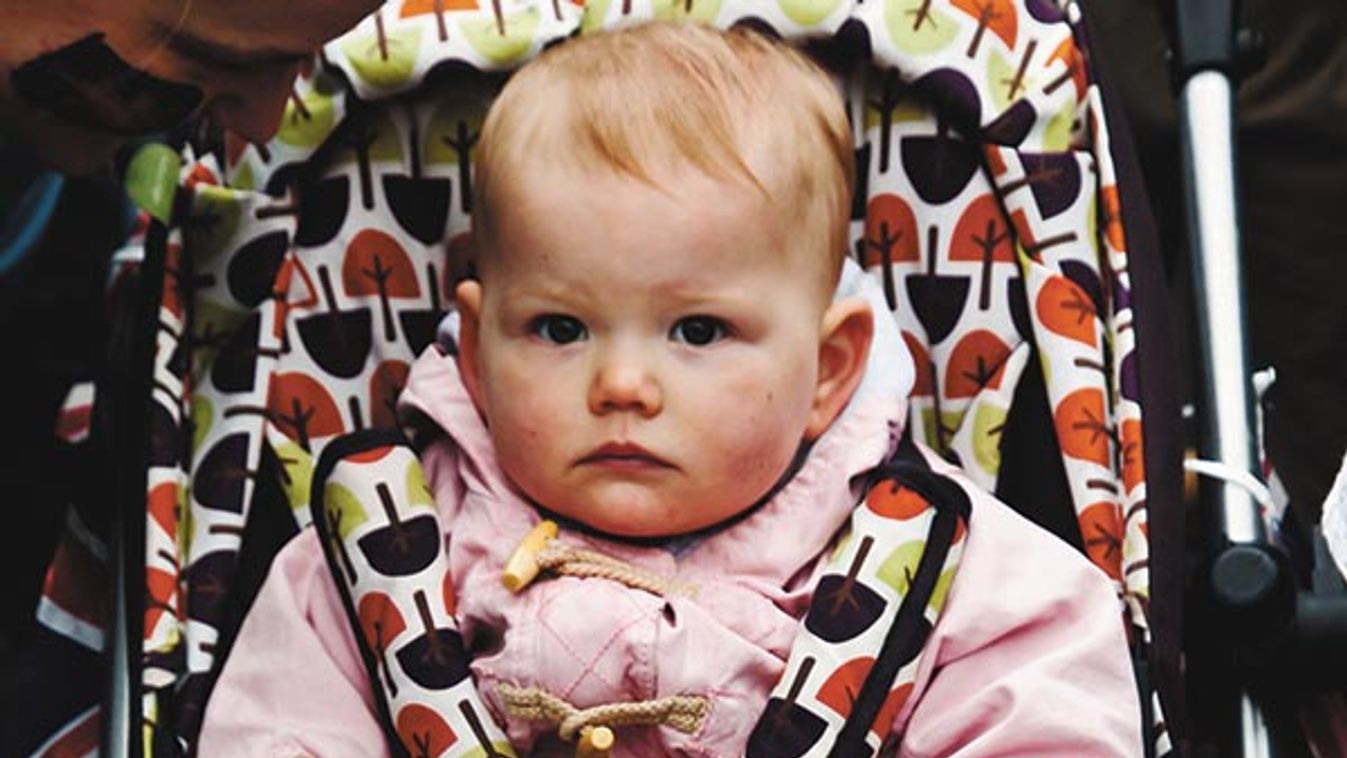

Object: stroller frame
[1174,0,1347,754]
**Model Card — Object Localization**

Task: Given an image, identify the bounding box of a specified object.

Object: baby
[199,21,1142,757]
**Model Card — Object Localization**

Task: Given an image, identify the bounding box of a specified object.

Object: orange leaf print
[267,372,346,450]
[184,162,218,190]
[863,194,920,269]
[1079,501,1123,581]
[1036,274,1098,348]
[348,445,396,464]
[902,331,934,397]
[817,657,873,720]
[1119,418,1144,493]
[945,330,1011,398]
[816,657,914,740]
[950,194,1015,263]
[396,703,458,756]
[148,482,179,536]
[401,0,477,15]
[873,683,913,741]
[1054,388,1111,466]
[867,481,931,520]
[358,592,407,653]
[370,360,412,430]
[145,567,178,639]
[1047,37,1088,101]
[952,0,1018,55]
[1100,184,1126,252]
[950,194,1015,311]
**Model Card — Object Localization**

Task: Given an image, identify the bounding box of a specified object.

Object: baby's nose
[588,354,662,417]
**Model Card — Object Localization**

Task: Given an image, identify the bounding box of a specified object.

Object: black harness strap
[311,429,418,758]
[828,440,973,757]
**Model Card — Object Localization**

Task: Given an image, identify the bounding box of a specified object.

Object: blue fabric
[0,170,65,275]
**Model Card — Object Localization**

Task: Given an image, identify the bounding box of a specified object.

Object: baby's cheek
[487,369,566,435]
[492,407,555,459]
[716,396,800,477]
[490,411,561,503]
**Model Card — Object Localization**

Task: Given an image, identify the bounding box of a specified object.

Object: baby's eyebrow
[503,282,579,302]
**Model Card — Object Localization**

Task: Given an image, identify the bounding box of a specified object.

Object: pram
[7,0,1203,755]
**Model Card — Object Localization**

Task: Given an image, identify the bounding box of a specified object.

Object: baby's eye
[670,316,727,346]
[531,315,587,344]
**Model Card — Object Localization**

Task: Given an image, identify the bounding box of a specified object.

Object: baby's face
[458,169,833,537]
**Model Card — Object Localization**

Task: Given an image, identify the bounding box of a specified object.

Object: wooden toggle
[576,725,614,758]
[502,519,559,593]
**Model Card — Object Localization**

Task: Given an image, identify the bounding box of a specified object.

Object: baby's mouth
[576,442,674,469]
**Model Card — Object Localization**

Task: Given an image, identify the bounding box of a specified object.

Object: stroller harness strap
[311,430,970,757]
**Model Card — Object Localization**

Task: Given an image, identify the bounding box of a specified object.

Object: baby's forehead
[478,233,836,311]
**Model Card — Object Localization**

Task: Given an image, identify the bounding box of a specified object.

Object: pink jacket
[199,286,1142,757]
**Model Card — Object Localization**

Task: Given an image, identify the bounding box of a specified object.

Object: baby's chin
[542,493,757,540]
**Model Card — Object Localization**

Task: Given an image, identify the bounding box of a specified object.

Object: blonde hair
[472,21,855,293]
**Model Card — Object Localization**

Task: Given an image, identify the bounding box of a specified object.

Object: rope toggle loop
[498,683,710,751]
[501,520,697,598]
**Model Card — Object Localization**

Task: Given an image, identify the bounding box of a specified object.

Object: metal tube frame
[1177,43,1287,758]
[104,517,133,758]
[1178,71,1265,548]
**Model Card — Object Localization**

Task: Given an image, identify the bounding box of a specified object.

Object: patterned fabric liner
[20,0,1170,754]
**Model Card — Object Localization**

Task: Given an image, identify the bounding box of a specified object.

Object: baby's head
[456,21,873,537]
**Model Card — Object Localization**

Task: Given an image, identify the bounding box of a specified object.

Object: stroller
[9,0,1227,754]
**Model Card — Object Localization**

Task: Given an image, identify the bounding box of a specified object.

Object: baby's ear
[455,280,486,412]
[804,297,874,440]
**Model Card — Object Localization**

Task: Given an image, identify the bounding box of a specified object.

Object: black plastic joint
[1209,542,1295,640]
[1173,0,1237,78]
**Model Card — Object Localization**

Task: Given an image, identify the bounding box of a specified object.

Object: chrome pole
[1239,693,1275,758]
[1177,70,1264,547]
[1177,48,1288,758]
[103,519,132,758]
